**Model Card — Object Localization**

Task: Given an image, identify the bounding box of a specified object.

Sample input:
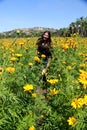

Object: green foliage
[0,37,87,130]
[0,85,21,130]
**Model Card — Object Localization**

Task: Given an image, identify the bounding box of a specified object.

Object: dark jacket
[36,38,52,58]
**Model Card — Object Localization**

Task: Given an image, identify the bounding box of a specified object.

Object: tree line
[52,17,87,37]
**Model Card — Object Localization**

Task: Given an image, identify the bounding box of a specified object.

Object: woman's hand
[42,69,46,75]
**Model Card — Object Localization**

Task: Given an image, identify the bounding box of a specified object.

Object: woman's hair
[36,31,53,57]
[41,31,51,42]
[36,31,52,45]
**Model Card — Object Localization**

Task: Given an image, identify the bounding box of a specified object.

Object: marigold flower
[80,63,86,67]
[10,49,14,53]
[5,67,15,73]
[67,66,72,70]
[67,116,77,126]
[28,62,33,67]
[19,42,25,45]
[71,98,84,109]
[62,61,66,65]
[15,53,22,58]
[71,41,78,49]
[41,54,46,58]
[84,57,87,61]
[78,70,87,88]
[78,52,84,56]
[10,57,16,62]
[29,125,35,130]
[0,72,2,75]
[47,79,58,84]
[78,98,84,107]
[50,88,59,95]
[23,84,33,92]
[32,93,37,97]
[34,56,40,62]
[61,43,69,50]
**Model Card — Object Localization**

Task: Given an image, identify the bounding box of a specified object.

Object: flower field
[0,36,87,130]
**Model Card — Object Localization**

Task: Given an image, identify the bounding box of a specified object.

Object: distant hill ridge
[0,27,57,37]
[1,27,56,33]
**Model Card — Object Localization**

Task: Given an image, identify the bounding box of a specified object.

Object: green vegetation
[0,36,87,130]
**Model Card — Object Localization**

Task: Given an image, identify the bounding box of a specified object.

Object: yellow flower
[50,88,59,95]
[34,56,40,62]
[78,52,84,56]
[61,43,69,50]
[41,54,46,58]
[23,84,33,92]
[29,125,35,130]
[15,53,22,58]
[71,98,84,109]
[78,70,87,88]
[19,42,25,45]
[67,116,77,126]
[77,98,84,107]
[62,61,66,65]
[5,67,15,73]
[84,57,87,61]
[10,49,14,53]
[47,79,58,84]
[80,63,86,67]
[28,62,33,67]
[10,57,16,62]
[67,66,72,70]
[0,72,2,75]
[32,93,37,97]
[71,42,78,49]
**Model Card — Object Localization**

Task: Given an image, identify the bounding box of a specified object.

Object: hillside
[0,27,57,38]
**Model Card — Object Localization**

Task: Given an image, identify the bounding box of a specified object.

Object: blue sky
[0,0,87,32]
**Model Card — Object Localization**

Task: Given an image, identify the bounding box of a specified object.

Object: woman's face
[43,32,49,40]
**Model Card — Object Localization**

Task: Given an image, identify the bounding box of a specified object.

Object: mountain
[0,27,57,38]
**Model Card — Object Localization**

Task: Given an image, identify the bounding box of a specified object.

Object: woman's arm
[42,57,51,76]
[41,57,51,76]
[45,57,51,72]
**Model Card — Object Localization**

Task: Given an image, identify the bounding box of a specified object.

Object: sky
[0,0,87,32]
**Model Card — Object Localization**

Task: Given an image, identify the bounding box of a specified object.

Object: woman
[36,31,53,81]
